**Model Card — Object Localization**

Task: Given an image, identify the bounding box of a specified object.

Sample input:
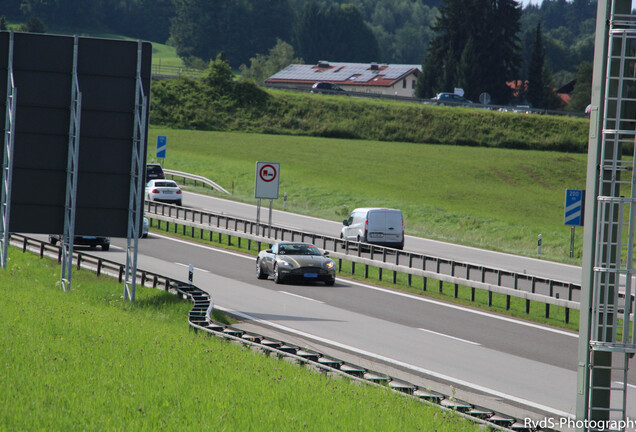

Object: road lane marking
[345,279,578,338]
[153,232,578,338]
[615,381,636,390]
[279,291,324,304]
[419,328,481,346]
[175,262,210,273]
[216,305,575,419]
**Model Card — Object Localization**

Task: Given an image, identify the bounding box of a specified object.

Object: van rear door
[367,209,402,244]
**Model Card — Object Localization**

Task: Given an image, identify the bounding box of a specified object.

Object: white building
[265,61,422,98]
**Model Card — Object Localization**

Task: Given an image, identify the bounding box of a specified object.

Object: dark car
[49,234,110,251]
[256,242,336,285]
[146,163,165,182]
[431,92,473,105]
[311,82,345,94]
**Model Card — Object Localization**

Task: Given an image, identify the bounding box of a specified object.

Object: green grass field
[148,126,588,264]
[0,249,482,432]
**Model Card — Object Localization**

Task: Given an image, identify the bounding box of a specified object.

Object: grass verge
[1,247,485,431]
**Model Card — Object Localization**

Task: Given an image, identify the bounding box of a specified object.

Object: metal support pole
[60,36,82,292]
[268,199,273,238]
[0,32,16,270]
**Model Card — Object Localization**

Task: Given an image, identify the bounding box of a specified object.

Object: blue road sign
[156,136,167,159]
[564,189,585,226]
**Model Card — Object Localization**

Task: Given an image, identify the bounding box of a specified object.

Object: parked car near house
[311,82,345,94]
[431,92,473,105]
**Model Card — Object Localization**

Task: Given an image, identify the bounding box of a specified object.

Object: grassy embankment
[148,125,588,265]
[0,248,482,432]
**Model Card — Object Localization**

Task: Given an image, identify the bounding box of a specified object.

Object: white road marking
[153,232,579,338]
[615,381,636,390]
[216,305,575,420]
[419,328,481,346]
[279,291,324,304]
[175,262,209,273]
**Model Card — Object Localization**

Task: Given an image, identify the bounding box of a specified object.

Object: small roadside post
[564,189,585,258]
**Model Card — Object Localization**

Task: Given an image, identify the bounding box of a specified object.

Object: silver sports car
[256,242,336,285]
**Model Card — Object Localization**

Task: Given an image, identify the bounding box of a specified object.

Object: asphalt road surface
[64,229,634,426]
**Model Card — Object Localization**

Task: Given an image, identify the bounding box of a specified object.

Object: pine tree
[527,22,545,108]
[417,0,521,104]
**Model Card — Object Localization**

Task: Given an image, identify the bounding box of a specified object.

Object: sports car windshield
[277,244,321,256]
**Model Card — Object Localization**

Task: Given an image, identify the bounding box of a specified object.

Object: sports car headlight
[325,261,335,270]
[278,260,294,268]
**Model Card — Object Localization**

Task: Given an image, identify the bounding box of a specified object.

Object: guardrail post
[118,265,124,283]
[351,261,355,275]
[546,280,554,319]
[488,291,493,307]
[338,258,342,272]
[364,264,369,278]
[97,259,102,276]
[454,284,458,298]
[40,243,45,258]
[378,267,382,281]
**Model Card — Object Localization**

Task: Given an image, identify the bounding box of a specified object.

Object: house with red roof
[265,61,422,98]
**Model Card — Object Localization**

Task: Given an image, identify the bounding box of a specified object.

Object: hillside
[150,74,591,153]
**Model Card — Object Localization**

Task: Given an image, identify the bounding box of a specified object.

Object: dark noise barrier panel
[0,31,151,236]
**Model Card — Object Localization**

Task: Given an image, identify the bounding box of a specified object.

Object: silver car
[145,179,182,206]
[256,242,336,285]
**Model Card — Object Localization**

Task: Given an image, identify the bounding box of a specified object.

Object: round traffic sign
[259,164,277,182]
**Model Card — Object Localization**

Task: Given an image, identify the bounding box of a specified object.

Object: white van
[341,208,404,250]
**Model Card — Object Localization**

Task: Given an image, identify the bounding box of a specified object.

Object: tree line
[2,0,597,110]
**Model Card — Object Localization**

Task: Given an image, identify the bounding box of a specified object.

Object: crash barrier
[177,282,540,432]
[163,169,231,195]
[262,83,586,118]
[6,234,547,432]
[145,202,585,324]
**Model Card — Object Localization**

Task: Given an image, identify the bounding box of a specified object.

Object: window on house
[411,80,415,89]
[402,79,406,89]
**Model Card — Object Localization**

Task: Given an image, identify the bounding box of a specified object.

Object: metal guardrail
[263,83,587,118]
[151,64,203,79]
[163,168,231,195]
[9,232,538,432]
[145,201,585,323]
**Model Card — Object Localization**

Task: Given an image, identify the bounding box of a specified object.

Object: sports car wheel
[256,259,267,280]
[273,263,283,284]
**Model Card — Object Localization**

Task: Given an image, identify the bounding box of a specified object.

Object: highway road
[182,191,584,286]
[32,191,633,427]
[66,225,635,426]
